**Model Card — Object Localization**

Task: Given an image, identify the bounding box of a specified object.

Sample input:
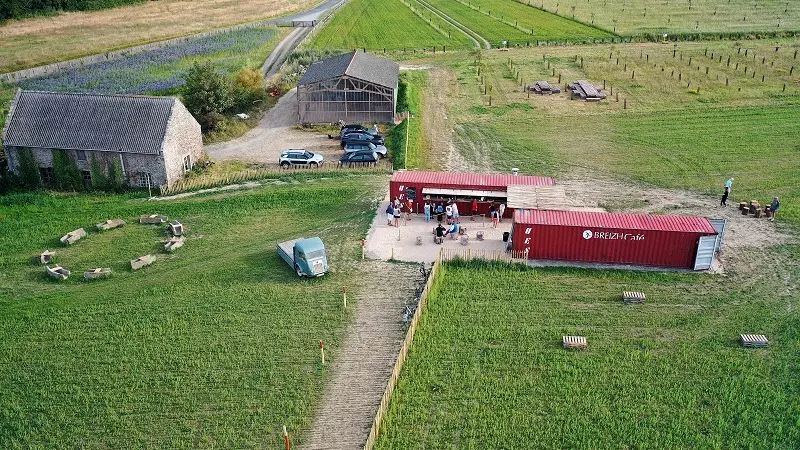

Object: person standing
[769,196,780,222]
[424,201,431,222]
[436,203,444,223]
[498,203,506,222]
[452,202,460,223]
[720,177,733,206]
[490,204,498,228]
[445,204,453,225]
[386,203,394,226]
[394,197,401,209]
[393,203,401,227]
[471,199,478,221]
[406,199,413,222]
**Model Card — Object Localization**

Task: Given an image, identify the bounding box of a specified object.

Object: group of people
[719,177,780,222]
[386,197,414,227]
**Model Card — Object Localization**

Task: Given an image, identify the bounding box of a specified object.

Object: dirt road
[299,260,420,449]
[204,88,341,164]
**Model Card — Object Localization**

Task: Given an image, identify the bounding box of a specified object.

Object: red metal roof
[391,171,554,188]
[514,209,717,233]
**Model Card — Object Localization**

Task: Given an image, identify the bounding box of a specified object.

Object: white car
[279,149,324,168]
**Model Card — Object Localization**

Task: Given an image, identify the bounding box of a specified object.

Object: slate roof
[297,51,399,89]
[2,90,177,154]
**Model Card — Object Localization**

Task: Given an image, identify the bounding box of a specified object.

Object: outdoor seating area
[164,236,185,252]
[60,228,86,245]
[40,250,54,264]
[131,254,156,270]
[623,291,646,304]
[96,219,126,231]
[84,268,112,279]
[46,264,70,280]
[528,81,561,95]
[563,335,588,349]
[567,80,607,101]
[140,214,168,224]
[740,334,769,348]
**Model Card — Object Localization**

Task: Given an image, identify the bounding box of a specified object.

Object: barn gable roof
[297,51,399,89]
[2,90,178,155]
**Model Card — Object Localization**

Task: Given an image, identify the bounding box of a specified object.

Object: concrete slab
[365,201,512,263]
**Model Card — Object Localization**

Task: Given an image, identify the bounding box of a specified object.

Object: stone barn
[1,90,203,189]
[297,51,399,124]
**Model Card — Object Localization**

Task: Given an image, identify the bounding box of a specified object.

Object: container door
[693,235,717,270]
[708,218,727,253]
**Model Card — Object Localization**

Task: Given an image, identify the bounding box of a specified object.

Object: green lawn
[376,260,800,448]
[0,174,384,448]
[424,0,542,46]
[534,0,800,35]
[308,0,474,51]
[388,71,429,170]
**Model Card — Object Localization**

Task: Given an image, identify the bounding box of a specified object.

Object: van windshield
[307,250,325,260]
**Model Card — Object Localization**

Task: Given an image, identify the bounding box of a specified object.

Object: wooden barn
[297,51,399,124]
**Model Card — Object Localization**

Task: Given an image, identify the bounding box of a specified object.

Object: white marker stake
[319,340,325,366]
[343,286,347,309]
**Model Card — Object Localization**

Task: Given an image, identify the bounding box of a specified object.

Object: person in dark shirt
[435,223,446,244]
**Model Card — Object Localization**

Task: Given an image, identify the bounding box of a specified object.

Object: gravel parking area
[205,88,343,166]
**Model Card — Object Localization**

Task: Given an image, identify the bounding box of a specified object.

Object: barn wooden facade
[297,51,399,124]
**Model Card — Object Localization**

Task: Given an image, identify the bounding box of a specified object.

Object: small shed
[297,51,399,124]
[390,171,554,219]
[511,209,720,269]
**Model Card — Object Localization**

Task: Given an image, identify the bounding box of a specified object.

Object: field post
[343,286,347,309]
[624,98,627,109]
[361,239,366,260]
[319,340,325,366]
[283,426,290,450]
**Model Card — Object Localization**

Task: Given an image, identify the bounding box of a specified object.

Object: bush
[1,0,145,21]
[52,149,83,191]
[229,67,266,113]
[16,147,41,189]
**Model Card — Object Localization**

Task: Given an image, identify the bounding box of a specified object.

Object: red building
[389,171,555,218]
[511,209,721,269]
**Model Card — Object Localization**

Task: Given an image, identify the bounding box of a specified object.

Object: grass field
[0,0,318,74]
[440,0,612,42]
[415,39,800,225]
[535,0,800,35]
[376,260,800,448]
[0,174,385,448]
[308,0,474,51]
[388,71,429,170]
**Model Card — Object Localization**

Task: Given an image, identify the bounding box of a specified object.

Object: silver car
[343,142,387,158]
[279,149,324,168]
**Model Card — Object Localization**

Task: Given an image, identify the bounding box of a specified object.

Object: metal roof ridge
[343,50,358,77]
[18,89,176,101]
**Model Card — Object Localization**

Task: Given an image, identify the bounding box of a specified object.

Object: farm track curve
[415,0,491,49]
[299,260,420,449]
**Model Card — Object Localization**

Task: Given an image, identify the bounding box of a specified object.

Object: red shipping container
[390,171,554,218]
[512,209,718,269]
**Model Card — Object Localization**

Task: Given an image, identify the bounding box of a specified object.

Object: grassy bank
[0,174,385,448]
[376,259,800,448]
[387,71,428,169]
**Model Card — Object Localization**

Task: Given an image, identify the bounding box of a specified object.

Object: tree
[182,61,230,131]
[230,67,265,113]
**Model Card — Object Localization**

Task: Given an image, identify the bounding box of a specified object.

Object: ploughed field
[0,174,383,448]
[375,260,800,448]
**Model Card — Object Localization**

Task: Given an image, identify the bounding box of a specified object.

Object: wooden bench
[164,236,185,252]
[96,218,125,231]
[140,214,167,224]
[40,250,55,264]
[60,228,86,245]
[84,267,111,280]
[46,265,70,281]
[740,334,769,348]
[563,335,587,349]
[131,255,156,270]
[623,291,646,304]
[169,220,184,236]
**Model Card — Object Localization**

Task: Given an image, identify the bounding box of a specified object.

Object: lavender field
[18,27,281,95]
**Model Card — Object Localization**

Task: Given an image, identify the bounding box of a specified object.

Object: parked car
[343,141,387,158]
[339,150,379,167]
[279,149,323,168]
[339,124,369,138]
[341,131,384,147]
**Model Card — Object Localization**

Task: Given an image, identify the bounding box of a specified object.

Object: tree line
[1,0,143,21]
